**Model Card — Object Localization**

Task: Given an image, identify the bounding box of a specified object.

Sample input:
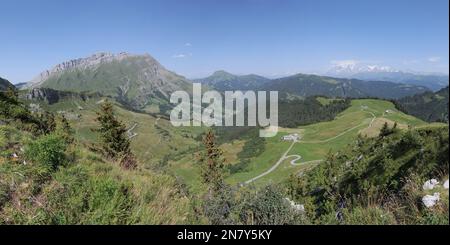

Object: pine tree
[95,100,130,159]
[393,121,398,130]
[4,87,18,103]
[199,130,233,225]
[379,122,391,137]
[199,130,225,192]
[39,112,56,135]
[56,115,74,144]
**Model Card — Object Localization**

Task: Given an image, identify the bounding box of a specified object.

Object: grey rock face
[22,88,101,105]
[26,52,146,88]
[24,52,193,110]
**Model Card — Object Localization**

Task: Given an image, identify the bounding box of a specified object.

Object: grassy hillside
[0,124,194,224]
[19,94,208,173]
[1,93,197,224]
[169,99,432,192]
[288,125,449,224]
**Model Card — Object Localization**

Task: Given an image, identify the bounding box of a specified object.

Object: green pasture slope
[230,99,429,186]
[171,99,432,192]
[25,97,206,168]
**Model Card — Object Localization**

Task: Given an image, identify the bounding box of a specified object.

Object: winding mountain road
[244,140,297,184]
[244,108,376,184]
[127,122,138,139]
[301,110,376,144]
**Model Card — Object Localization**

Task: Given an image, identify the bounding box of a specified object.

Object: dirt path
[285,154,323,166]
[244,108,376,184]
[127,122,138,139]
[301,110,376,144]
[244,141,297,184]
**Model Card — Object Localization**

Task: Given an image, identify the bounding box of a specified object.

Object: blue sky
[1,0,448,83]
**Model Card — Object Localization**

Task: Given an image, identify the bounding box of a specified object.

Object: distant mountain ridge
[194,70,271,91]
[25,52,192,109]
[351,72,449,91]
[0,77,15,91]
[197,70,429,99]
[25,53,435,110]
[262,73,429,99]
[326,63,449,91]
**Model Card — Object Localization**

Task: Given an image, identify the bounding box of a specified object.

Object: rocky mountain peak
[26,52,159,88]
[21,52,192,110]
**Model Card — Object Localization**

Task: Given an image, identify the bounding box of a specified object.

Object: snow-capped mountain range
[326,63,448,91]
[328,62,399,75]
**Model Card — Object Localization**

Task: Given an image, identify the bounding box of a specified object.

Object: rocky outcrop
[422,193,440,208]
[24,52,193,110]
[26,52,144,88]
[22,88,101,105]
[423,179,440,190]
